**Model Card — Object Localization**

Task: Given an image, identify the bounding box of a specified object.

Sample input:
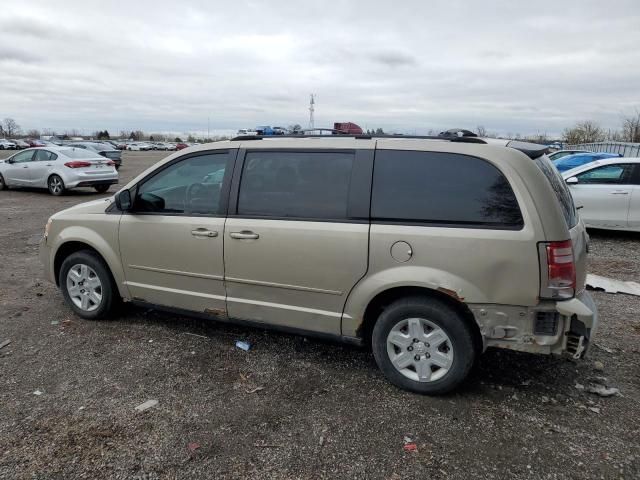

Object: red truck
[333,122,363,135]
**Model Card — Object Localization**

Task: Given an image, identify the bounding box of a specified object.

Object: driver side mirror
[5,158,14,164]
[115,189,132,211]
[565,176,578,185]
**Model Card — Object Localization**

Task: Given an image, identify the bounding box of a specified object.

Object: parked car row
[0,138,49,150]
[116,141,194,151]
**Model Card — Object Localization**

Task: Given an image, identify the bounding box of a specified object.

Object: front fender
[341,265,485,337]
[49,220,130,300]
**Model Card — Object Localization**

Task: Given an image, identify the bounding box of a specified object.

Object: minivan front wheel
[372,296,476,395]
[59,250,118,319]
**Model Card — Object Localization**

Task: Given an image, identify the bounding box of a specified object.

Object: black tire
[372,296,476,395]
[0,145,4,150]
[48,175,65,196]
[0,173,7,190]
[94,184,110,193]
[59,250,119,320]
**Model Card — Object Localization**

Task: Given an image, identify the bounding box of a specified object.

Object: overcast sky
[1,0,639,137]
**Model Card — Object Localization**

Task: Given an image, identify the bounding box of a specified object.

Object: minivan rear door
[223,148,372,335]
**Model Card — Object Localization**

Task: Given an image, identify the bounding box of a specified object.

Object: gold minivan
[41,135,598,394]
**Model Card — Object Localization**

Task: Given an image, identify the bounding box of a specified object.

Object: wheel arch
[51,234,128,299]
[354,285,483,355]
[47,172,64,188]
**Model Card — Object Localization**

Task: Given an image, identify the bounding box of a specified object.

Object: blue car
[553,152,622,173]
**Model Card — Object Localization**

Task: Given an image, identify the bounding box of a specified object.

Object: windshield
[534,155,578,228]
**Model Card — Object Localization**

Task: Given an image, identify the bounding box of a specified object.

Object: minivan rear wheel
[372,296,476,395]
[59,250,118,320]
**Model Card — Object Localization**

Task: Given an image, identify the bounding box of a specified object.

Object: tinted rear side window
[238,151,354,219]
[371,150,523,228]
[533,155,577,228]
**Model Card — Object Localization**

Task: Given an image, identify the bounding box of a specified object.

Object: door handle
[23,166,28,168]
[229,231,259,240]
[191,229,218,238]
[609,191,629,195]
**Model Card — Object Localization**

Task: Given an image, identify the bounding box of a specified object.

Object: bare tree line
[476,110,640,144]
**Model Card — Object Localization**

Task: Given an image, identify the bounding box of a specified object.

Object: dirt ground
[0,150,638,480]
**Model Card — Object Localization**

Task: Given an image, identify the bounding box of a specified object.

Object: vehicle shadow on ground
[109,304,579,396]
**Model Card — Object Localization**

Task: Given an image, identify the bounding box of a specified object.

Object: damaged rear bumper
[555,290,598,358]
[470,290,598,358]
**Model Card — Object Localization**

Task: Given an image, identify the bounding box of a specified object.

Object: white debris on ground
[586,274,640,296]
[134,399,159,412]
[585,385,620,398]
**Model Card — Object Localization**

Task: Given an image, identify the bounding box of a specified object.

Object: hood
[52,197,115,219]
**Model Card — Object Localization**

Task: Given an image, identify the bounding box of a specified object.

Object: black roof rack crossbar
[230,134,487,144]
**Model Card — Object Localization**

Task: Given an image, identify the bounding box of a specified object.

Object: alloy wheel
[49,177,63,194]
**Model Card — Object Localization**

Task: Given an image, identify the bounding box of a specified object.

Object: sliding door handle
[229,231,259,240]
[191,229,218,238]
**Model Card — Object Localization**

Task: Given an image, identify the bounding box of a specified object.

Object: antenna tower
[309,94,315,130]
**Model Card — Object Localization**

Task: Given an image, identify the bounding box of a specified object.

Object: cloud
[0,0,639,137]
[0,46,43,64]
[370,51,417,67]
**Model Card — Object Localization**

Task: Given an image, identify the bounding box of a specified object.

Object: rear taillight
[64,161,92,168]
[106,160,116,166]
[539,240,576,300]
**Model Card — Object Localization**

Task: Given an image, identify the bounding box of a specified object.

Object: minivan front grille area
[534,311,559,336]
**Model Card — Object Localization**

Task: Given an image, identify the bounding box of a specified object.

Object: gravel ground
[0,150,638,479]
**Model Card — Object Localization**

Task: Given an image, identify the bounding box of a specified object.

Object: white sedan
[0,147,118,195]
[563,157,640,232]
[0,139,16,150]
[127,142,154,151]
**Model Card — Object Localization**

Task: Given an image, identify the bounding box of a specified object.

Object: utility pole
[309,94,315,130]
[207,116,210,140]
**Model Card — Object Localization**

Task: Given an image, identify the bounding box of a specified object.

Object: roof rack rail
[230,133,487,144]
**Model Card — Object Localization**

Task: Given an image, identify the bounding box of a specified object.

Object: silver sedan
[0,147,119,195]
